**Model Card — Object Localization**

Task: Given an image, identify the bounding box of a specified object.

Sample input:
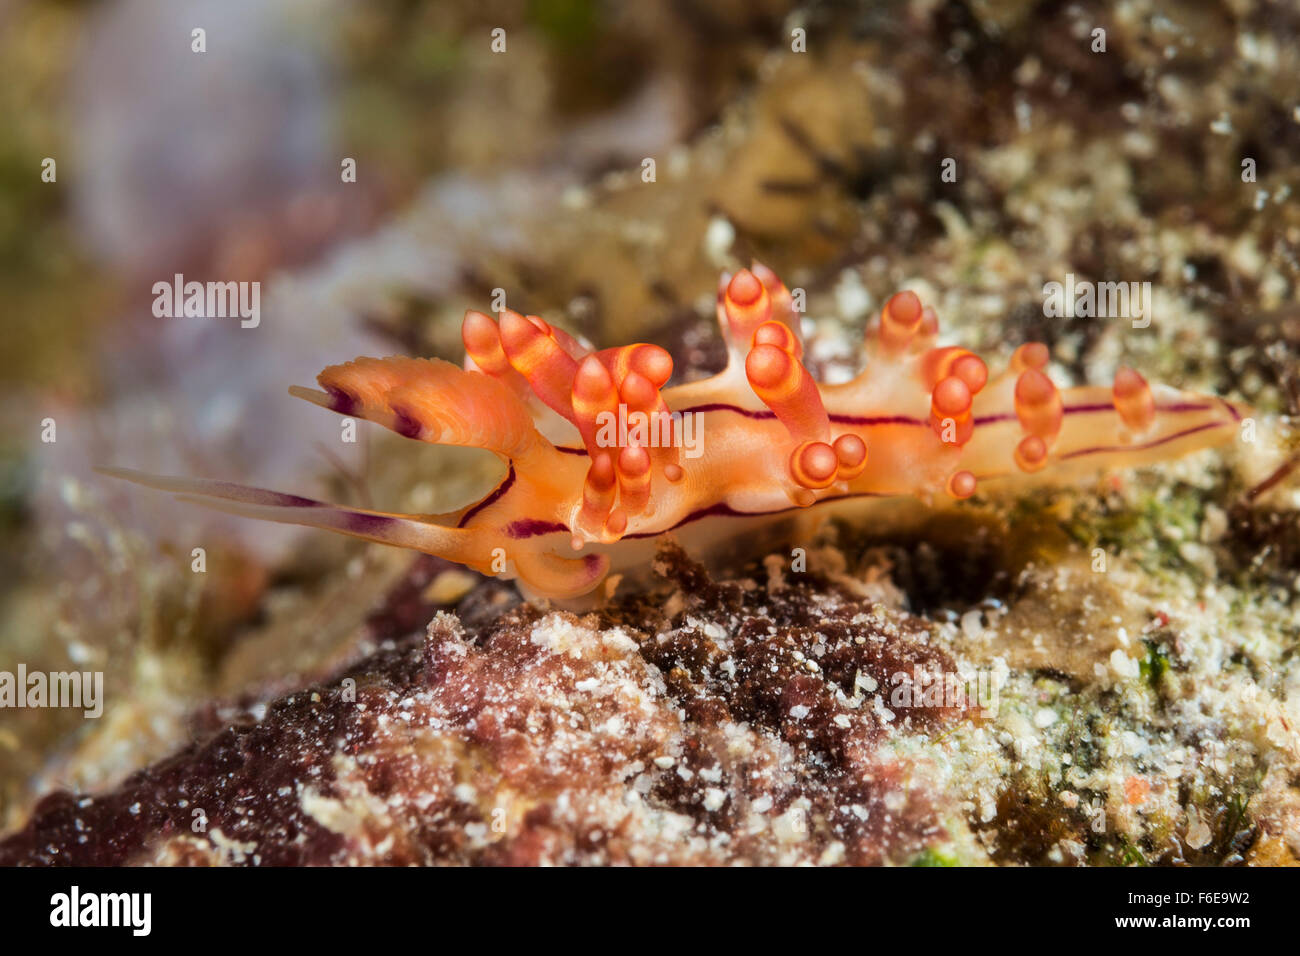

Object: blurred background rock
[0,0,807,827]
[1,0,1297,851]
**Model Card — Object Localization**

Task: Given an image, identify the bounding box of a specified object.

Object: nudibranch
[104,264,1247,599]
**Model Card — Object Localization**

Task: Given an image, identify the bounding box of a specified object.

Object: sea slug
[104,264,1248,599]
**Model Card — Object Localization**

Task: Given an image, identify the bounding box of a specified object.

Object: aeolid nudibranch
[104,264,1247,599]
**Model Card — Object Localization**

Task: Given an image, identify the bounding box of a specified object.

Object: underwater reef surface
[2,0,1299,863]
[1,548,965,865]
[1,539,1295,866]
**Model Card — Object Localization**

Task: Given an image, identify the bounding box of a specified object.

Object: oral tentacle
[98,467,495,570]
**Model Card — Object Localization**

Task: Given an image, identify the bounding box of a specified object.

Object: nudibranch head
[103,264,1249,600]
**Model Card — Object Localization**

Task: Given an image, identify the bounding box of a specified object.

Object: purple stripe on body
[548,400,1221,457]
[485,397,1232,539]
[1058,420,1226,460]
[494,489,895,541]
[605,399,1216,431]
[490,420,1227,543]
[507,518,570,538]
[687,403,921,427]
[1217,397,1243,422]
[457,464,516,527]
[625,490,892,538]
[971,401,1211,426]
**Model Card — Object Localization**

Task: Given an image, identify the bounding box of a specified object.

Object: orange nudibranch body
[104,265,1248,599]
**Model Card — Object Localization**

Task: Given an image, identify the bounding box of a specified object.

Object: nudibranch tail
[103,262,1250,600]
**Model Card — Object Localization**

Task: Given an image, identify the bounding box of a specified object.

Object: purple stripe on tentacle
[345,512,402,534]
[457,464,516,527]
[389,405,425,439]
[324,386,359,417]
[205,483,323,508]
